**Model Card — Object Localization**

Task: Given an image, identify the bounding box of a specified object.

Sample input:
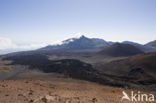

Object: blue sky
[0,0,156,51]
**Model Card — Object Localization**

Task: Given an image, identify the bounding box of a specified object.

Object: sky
[0,0,156,51]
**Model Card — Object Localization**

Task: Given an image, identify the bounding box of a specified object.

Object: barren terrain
[0,51,156,103]
[1,76,155,103]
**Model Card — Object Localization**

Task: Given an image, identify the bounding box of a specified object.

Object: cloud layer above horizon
[0,37,48,51]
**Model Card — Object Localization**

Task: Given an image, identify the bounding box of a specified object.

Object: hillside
[1,50,156,91]
[145,40,156,48]
[97,52,156,91]
[99,43,144,57]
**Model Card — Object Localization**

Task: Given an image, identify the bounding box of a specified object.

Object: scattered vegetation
[111,90,115,93]
[25,81,29,83]
[0,70,11,73]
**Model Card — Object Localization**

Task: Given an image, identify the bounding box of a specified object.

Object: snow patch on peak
[53,35,88,45]
[62,38,75,44]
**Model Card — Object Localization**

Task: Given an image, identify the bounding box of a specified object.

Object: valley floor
[0,77,155,103]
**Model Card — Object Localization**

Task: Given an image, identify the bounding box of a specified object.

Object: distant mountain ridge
[40,35,109,51]
[122,41,156,52]
[39,35,156,53]
[145,40,156,48]
[122,41,143,47]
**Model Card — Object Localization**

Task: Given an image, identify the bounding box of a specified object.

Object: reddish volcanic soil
[0,77,155,103]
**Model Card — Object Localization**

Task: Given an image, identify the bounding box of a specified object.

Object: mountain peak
[39,35,109,51]
[78,35,88,39]
[80,35,86,38]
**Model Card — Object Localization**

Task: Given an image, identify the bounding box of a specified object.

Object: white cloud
[0,37,17,50]
[17,43,48,50]
[0,37,48,51]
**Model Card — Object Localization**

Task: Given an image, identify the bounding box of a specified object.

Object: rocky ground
[0,77,155,103]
